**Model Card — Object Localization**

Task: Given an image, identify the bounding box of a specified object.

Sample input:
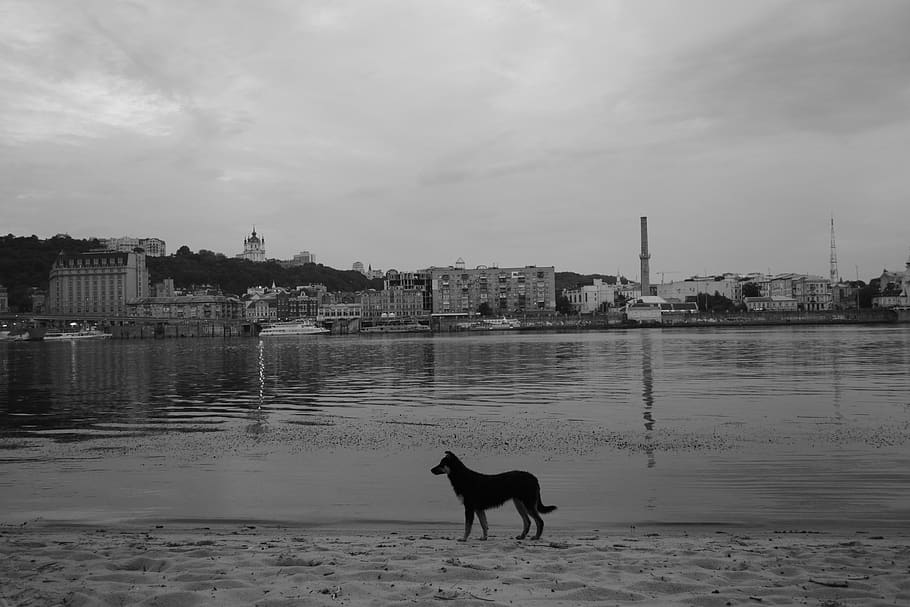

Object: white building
[564,279,615,313]
[102,236,166,257]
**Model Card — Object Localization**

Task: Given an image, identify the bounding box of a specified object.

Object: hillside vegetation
[0,235,380,311]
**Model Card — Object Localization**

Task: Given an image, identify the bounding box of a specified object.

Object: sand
[2,522,908,606]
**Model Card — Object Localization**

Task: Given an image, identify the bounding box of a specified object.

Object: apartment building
[102,236,167,257]
[0,284,7,313]
[48,250,148,316]
[427,261,556,314]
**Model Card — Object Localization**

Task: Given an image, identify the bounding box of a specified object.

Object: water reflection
[640,331,656,469]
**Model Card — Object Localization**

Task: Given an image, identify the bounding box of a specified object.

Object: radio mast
[829,215,839,284]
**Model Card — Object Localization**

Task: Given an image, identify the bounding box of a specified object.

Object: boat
[258,320,329,336]
[42,329,112,340]
[456,317,522,331]
[361,318,431,334]
[483,317,522,330]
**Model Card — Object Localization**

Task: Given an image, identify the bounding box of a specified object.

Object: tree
[477,302,492,317]
[556,294,572,314]
[741,282,761,298]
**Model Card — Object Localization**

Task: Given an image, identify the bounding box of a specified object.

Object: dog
[431,451,557,541]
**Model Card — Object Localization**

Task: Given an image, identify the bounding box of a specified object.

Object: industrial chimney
[640,217,651,297]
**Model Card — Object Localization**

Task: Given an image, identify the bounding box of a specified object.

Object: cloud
[639,0,910,137]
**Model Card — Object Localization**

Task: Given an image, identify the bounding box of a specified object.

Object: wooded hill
[0,235,381,312]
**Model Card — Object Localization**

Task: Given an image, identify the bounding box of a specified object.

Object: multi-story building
[360,288,429,321]
[48,250,148,317]
[102,237,167,257]
[296,251,316,264]
[655,275,742,302]
[352,261,365,274]
[276,289,319,319]
[0,284,7,313]
[237,227,266,263]
[126,294,243,319]
[427,260,556,315]
[768,273,831,311]
[564,279,615,313]
[280,251,316,267]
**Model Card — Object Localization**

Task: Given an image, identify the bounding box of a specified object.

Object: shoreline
[3,521,908,606]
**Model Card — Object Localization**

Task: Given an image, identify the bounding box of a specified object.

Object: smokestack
[639,217,651,296]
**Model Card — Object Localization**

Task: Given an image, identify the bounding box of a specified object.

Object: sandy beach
[2,522,908,606]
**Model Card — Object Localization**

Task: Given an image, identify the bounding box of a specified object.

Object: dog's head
[431,451,459,475]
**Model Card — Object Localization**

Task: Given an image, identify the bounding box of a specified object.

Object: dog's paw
[479,536,488,541]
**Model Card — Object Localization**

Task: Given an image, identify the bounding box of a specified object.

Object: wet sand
[2,522,908,606]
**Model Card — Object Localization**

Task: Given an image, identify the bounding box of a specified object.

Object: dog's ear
[444,450,455,457]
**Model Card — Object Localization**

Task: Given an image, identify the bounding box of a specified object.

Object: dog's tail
[537,490,557,514]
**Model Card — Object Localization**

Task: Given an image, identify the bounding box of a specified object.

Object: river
[1,326,909,532]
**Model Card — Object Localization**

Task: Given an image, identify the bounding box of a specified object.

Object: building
[127,294,243,319]
[102,237,167,257]
[352,261,365,274]
[279,251,317,269]
[767,273,832,311]
[360,288,429,321]
[873,250,910,308]
[48,250,148,316]
[318,303,362,323]
[655,275,742,303]
[0,284,7,313]
[237,227,266,263]
[626,296,665,323]
[831,281,861,310]
[563,279,615,313]
[427,260,556,315]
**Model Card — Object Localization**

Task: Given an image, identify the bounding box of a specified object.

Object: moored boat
[258,319,329,336]
[42,329,112,340]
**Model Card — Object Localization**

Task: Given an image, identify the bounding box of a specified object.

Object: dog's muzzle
[431,464,448,475]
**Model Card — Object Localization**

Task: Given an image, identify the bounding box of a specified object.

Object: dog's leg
[528,502,545,540]
[476,510,489,541]
[460,506,474,542]
[512,498,531,540]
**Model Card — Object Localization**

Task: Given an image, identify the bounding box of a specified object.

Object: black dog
[431,451,557,541]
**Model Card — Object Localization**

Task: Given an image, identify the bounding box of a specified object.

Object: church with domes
[237,227,266,263]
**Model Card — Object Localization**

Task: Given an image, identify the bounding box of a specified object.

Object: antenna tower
[829,215,839,284]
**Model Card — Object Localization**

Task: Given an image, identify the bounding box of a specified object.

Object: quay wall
[111,320,251,339]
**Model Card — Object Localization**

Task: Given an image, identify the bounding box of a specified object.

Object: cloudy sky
[2,0,909,279]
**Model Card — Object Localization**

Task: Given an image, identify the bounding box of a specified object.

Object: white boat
[258,320,329,336]
[457,317,522,331]
[42,329,112,340]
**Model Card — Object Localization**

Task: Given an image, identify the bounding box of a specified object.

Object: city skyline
[2,1,909,278]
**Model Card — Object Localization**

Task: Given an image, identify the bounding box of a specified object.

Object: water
[2,326,909,532]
